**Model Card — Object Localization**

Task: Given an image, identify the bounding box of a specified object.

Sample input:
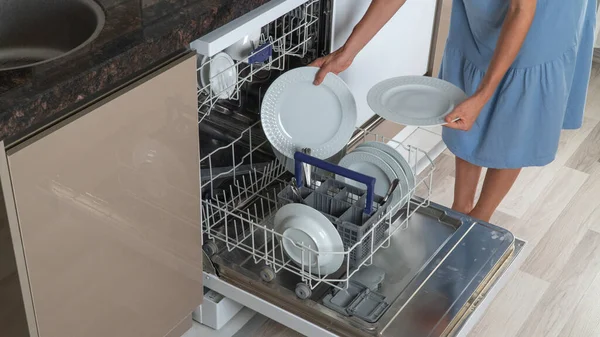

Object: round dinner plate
[198,53,237,99]
[356,142,416,198]
[261,67,357,160]
[367,76,467,126]
[274,203,344,275]
[337,151,402,207]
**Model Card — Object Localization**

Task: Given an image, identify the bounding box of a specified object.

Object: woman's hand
[444,94,488,131]
[309,48,355,85]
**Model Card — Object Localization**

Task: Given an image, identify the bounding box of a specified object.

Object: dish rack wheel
[295,283,312,300]
[260,266,276,283]
[202,242,219,257]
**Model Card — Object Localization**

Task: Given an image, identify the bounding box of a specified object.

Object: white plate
[336,151,402,206]
[367,76,467,126]
[356,142,416,198]
[274,204,344,275]
[197,53,237,99]
[353,146,409,208]
[261,67,357,160]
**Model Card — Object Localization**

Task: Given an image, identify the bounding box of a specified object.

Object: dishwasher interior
[195,1,521,336]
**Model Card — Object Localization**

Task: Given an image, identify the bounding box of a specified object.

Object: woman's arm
[311,0,407,84]
[340,0,408,58]
[445,0,537,130]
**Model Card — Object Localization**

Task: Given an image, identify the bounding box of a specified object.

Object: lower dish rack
[201,122,435,301]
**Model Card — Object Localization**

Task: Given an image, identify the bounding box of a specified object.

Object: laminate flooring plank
[468,271,549,337]
[585,200,600,234]
[429,175,455,208]
[249,317,304,337]
[488,210,519,229]
[582,63,600,121]
[558,271,600,337]
[516,230,600,337]
[521,169,600,282]
[500,167,588,246]
[565,121,600,174]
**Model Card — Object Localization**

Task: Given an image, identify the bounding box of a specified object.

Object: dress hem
[444,141,556,169]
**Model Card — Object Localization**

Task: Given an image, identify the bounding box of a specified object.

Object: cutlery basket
[277,157,392,268]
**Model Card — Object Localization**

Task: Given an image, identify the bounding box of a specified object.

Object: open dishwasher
[192,1,526,336]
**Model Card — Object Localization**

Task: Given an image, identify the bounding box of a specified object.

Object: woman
[310,0,596,222]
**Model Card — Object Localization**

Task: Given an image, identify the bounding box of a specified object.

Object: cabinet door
[5,54,202,337]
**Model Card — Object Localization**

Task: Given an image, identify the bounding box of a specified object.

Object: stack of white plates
[336,142,415,209]
[274,204,344,275]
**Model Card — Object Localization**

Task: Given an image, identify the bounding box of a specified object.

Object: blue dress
[440,0,597,169]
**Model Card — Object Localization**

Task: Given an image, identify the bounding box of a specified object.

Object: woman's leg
[469,168,521,222]
[453,157,483,214]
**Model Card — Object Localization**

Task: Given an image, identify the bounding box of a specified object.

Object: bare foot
[468,208,492,222]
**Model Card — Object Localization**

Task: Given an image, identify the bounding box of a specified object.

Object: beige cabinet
[1,54,202,337]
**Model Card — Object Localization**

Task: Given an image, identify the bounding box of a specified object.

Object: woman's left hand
[444,94,488,131]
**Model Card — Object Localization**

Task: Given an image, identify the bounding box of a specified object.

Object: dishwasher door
[206,200,523,337]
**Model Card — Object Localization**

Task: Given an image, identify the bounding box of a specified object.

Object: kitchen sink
[0,0,105,71]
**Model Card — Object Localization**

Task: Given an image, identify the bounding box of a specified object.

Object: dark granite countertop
[0,0,270,146]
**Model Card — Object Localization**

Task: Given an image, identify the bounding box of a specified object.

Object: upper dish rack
[195,0,320,123]
[201,122,435,299]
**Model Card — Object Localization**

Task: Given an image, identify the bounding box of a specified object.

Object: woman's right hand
[309,47,355,85]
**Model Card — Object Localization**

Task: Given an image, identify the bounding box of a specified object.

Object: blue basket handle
[293,151,376,215]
